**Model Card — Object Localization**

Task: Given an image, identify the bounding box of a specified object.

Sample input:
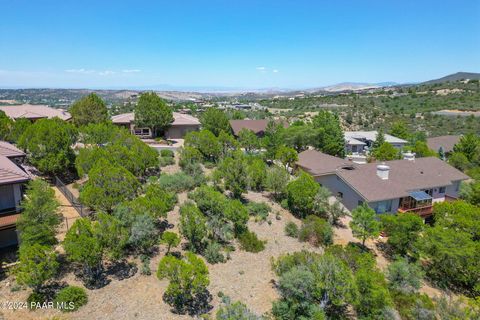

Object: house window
[337,192,343,199]
[358,200,363,206]
[439,187,446,194]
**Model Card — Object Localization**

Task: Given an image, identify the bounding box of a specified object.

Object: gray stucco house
[297,149,469,217]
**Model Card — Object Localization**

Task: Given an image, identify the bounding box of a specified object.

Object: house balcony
[398,205,433,217]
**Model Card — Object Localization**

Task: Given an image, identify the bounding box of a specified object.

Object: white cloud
[122,69,141,73]
[273,69,279,73]
[65,68,96,74]
[256,66,266,71]
[98,70,115,76]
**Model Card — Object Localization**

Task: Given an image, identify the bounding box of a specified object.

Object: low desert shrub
[204,242,226,264]
[298,215,333,247]
[157,172,196,192]
[54,286,88,312]
[160,149,174,158]
[247,202,271,220]
[238,231,266,253]
[159,156,175,167]
[284,221,299,238]
[27,292,46,309]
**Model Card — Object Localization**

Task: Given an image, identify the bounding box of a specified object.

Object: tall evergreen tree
[135,92,173,137]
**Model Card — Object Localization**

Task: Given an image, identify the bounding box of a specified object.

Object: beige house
[0,141,30,248]
[297,149,468,218]
[0,104,71,121]
[111,112,200,139]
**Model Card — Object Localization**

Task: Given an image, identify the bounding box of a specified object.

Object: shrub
[160,149,174,158]
[246,202,271,221]
[27,292,46,309]
[286,171,319,218]
[204,242,226,264]
[140,254,151,275]
[54,286,88,312]
[298,215,333,247]
[157,172,196,192]
[159,156,175,167]
[284,222,299,238]
[238,231,266,253]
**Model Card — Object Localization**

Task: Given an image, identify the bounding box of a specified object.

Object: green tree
[380,213,424,257]
[286,171,319,218]
[0,110,13,140]
[275,145,298,170]
[311,111,345,157]
[200,107,231,136]
[448,152,471,171]
[282,125,315,152]
[264,120,286,159]
[312,186,331,218]
[179,202,207,253]
[78,122,121,145]
[157,252,211,315]
[372,142,399,161]
[238,128,259,153]
[63,218,103,284]
[298,215,333,247]
[135,92,173,137]
[389,121,410,140]
[18,118,77,175]
[218,152,248,198]
[185,129,221,162]
[218,130,238,158]
[70,93,109,126]
[453,133,479,162]
[94,212,129,259]
[9,118,31,143]
[128,184,176,218]
[372,129,386,151]
[246,157,267,191]
[460,180,480,206]
[265,166,290,199]
[17,180,61,247]
[349,203,381,247]
[80,158,139,212]
[161,231,181,255]
[15,243,59,292]
[224,199,249,235]
[412,141,436,158]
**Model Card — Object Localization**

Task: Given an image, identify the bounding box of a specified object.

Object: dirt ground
[0,172,448,319]
[0,187,322,320]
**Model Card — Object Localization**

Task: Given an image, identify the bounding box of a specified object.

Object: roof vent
[403,151,415,161]
[376,163,390,180]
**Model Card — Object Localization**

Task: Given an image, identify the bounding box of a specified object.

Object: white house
[344,131,408,155]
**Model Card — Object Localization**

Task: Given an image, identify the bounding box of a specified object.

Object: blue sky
[1,0,479,90]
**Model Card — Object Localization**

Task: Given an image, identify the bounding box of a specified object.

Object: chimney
[376,163,390,180]
[403,151,415,161]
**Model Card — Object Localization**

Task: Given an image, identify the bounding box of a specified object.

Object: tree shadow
[38,281,68,302]
[105,260,138,281]
[165,288,213,316]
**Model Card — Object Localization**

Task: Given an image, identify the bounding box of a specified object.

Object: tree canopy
[70,93,109,126]
[200,107,231,136]
[135,92,173,137]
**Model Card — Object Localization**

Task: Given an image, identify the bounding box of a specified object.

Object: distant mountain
[307,81,398,93]
[422,72,480,84]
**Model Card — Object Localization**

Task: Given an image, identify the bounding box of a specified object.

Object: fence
[54,176,92,217]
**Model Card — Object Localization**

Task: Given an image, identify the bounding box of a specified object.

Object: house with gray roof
[426,135,461,155]
[229,119,289,137]
[297,149,468,217]
[0,141,30,248]
[344,131,408,155]
[112,112,200,139]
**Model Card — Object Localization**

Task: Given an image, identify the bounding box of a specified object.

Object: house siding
[315,174,365,211]
[165,124,200,139]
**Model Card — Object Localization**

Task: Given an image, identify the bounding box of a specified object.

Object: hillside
[423,72,480,84]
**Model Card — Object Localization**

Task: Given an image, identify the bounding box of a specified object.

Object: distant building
[229,119,288,137]
[111,112,200,139]
[0,141,30,248]
[344,131,407,155]
[426,135,461,155]
[0,104,71,121]
[297,149,468,218]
